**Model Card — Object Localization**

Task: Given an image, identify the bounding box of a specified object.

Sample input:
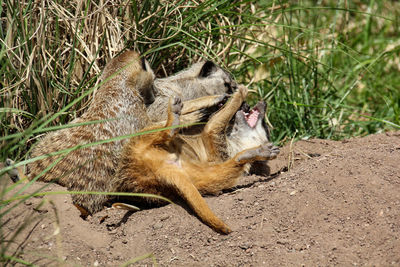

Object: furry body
[115,86,279,233]
[28,51,154,213]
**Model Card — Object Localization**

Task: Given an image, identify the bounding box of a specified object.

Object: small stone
[160,215,170,221]
[109,229,117,234]
[93,260,99,266]
[239,242,252,250]
[153,222,163,230]
[277,239,289,245]
[290,190,297,196]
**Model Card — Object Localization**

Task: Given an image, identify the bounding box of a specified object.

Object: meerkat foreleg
[188,143,280,194]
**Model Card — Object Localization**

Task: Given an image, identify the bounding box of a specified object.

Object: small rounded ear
[257,101,270,139]
[199,61,217,77]
[140,58,155,79]
[262,119,270,140]
[240,102,250,113]
[141,57,147,70]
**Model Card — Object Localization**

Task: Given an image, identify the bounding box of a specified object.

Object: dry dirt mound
[3,131,400,266]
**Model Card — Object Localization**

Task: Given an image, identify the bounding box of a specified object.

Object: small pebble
[153,222,163,230]
[160,215,170,221]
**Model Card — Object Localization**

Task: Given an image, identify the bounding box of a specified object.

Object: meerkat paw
[236,143,280,162]
[171,97,183,116]
[216,93,230,107]
[266,143,280,159]
[171,97,183,124]
[170,97,183,136]
[257,143,280,160]
[237,85,248,99]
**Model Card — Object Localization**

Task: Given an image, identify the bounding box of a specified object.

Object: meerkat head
[197,61,237,95]
[101,50,156,105]
[153,60,237,100]
[227,101,270,157]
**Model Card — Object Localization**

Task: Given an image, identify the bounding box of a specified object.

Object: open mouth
[241,104,260,128]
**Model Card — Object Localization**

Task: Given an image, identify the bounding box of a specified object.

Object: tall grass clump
[1,0,400,265]
[237,0,400,142]
[1,0,399,158]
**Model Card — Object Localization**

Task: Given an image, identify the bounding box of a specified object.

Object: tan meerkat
[114,85,280,234]
[11,51,237,215]
[26,51,155,214]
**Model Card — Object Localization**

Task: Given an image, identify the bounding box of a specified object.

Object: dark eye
[224,82,233,93]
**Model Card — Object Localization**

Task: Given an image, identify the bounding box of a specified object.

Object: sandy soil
[2,131,400,266]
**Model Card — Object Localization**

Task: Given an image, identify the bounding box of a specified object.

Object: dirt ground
[2,131,400,266]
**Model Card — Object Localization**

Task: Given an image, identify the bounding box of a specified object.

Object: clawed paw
[217,93,230,108]
[238,85,248,99]
[236,143,280,162]
[171,97,183,115]
[169,97,183,135]
[260,143,280,159]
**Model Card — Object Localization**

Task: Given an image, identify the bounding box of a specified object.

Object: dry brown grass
[1,0,261,146]
[1,0,399,158]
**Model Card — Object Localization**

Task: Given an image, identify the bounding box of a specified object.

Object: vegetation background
[0,0,399,264]
[1,0,399,160]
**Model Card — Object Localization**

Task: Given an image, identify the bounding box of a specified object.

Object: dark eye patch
[224,82,234,93]
[199,61,216,77]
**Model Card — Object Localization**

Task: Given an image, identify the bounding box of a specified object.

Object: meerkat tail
[157,171,231,234]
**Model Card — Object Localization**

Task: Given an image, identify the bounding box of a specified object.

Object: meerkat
[148,60,237,123]
[114,86,280,234]
[10,51,238,215]
[26,51,155,214]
